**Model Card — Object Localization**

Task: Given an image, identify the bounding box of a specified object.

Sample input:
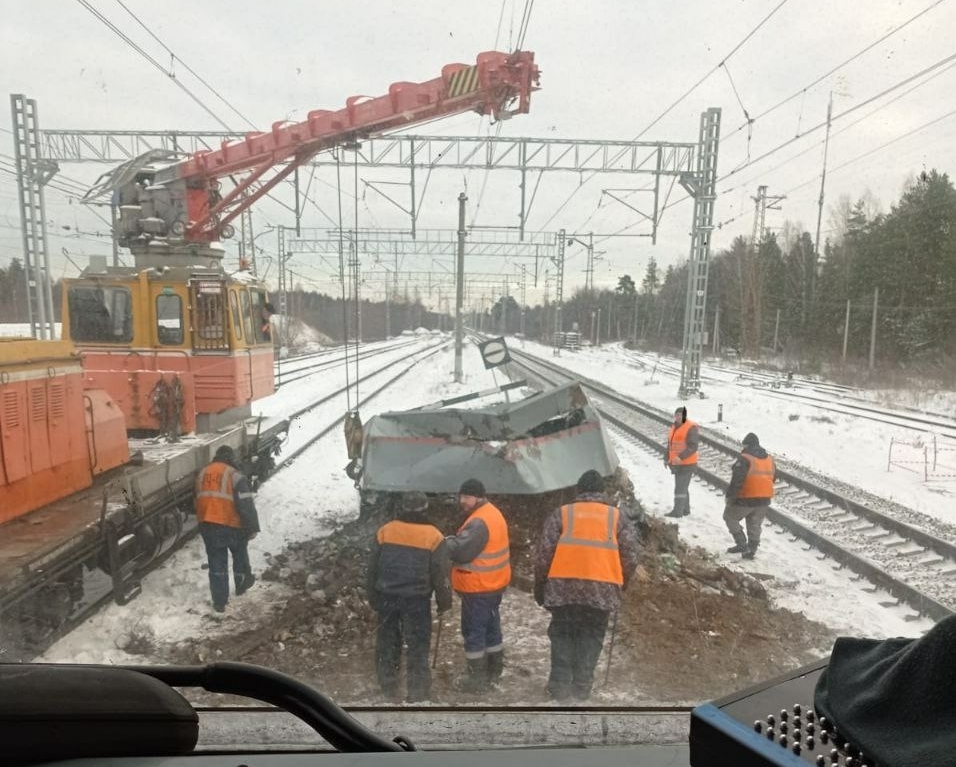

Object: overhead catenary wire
[722,0,949,144]
[114,0,259,131]
[515,0,535,51]
[613,47,956,249]
[75,0,234,131]
[719,49,956,185]
[540,0,789,234]
[562,1,943,245]
[720,57,956,200]
[72,0,292,247]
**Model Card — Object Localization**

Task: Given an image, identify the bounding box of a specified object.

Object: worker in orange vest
[665,405,699,518]
[445,478,511,694]
[723,432,775,559]
[194,445,260,613]
[533,470,639,701]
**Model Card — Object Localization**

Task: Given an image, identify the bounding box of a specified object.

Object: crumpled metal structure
[357,382,618,495]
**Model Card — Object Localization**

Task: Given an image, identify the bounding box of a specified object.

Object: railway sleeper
[819,510,854,521]
[892,545,927,558]
[880,536,911,548]
[780,489,812,500]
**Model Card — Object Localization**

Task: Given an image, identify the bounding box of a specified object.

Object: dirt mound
[163,471,837,706]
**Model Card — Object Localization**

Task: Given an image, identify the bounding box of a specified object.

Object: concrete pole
[385,279,391,338]
[869,287,879,370]
[712,304,720,355]
[842,299,851,362]
[454,192,466,383]
[772,308,781,355]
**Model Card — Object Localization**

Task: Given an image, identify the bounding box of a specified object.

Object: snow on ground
[41,335,940,670]
[40,337,507,663]
[516,338,956,525]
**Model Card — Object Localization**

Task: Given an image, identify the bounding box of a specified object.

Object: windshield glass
[1,0,953,754]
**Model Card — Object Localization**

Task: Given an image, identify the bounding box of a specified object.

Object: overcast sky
[3,0,955,305]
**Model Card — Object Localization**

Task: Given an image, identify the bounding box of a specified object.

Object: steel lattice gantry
[678,108,721,398]
[289,226,557,257]
[33,122,722,393]
[10,95,58,339]
[40,131,697,242]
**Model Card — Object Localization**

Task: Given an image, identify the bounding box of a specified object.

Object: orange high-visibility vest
[195,461,242,528]
[738,453,775,499]
[668,420,699,465]
[451,502,511,593]
[547,501,624,585]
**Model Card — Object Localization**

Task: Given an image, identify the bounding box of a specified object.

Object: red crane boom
[88,51,539,255]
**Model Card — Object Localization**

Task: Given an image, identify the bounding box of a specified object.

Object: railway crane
[0,51,540,659]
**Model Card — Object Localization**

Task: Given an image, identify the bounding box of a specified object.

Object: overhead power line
[719,49,956,184]
[722,57,956,199]
[114,0,259,131]
[722,0,948,145]
[538,0,789,233]
[623,47,956,243]
[75,0,234,130]
[632,0,789,143]
[515,0,535,51]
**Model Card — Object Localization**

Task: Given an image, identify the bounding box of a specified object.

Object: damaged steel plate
[356,382,619,494]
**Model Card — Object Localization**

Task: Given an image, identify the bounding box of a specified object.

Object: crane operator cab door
[187,278,276,432]
[190,279,230,354]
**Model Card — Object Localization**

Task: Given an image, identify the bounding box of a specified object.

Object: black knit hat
[742,432,760,447]
[459,478,486,497]
[214,445,237,466]
[402,491,429,513]
[576,469,605,493]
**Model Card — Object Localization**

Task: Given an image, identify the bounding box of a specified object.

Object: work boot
[665,510,682,518]
[486,650,504,685]
[726,532,748,554]
[236,573,256,596]
[742,543,758,560]
[454,657,490,694]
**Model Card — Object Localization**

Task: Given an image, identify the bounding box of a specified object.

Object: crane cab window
[230,291,243,340]
[156,294,183,345]
[68,285,133,344]
[250,290,271,343]
[191,281,229,351]
[240,290,255,342]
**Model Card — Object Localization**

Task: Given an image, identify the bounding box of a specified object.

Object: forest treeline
[5,170,956,377]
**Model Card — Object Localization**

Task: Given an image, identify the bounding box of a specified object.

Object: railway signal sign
[478,337,511,369]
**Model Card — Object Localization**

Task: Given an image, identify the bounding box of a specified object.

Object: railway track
[625,347,956,439]
[506,347,956,623]
[274,341,449,465]
[11,340,447,661]
[274,339,420,388]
